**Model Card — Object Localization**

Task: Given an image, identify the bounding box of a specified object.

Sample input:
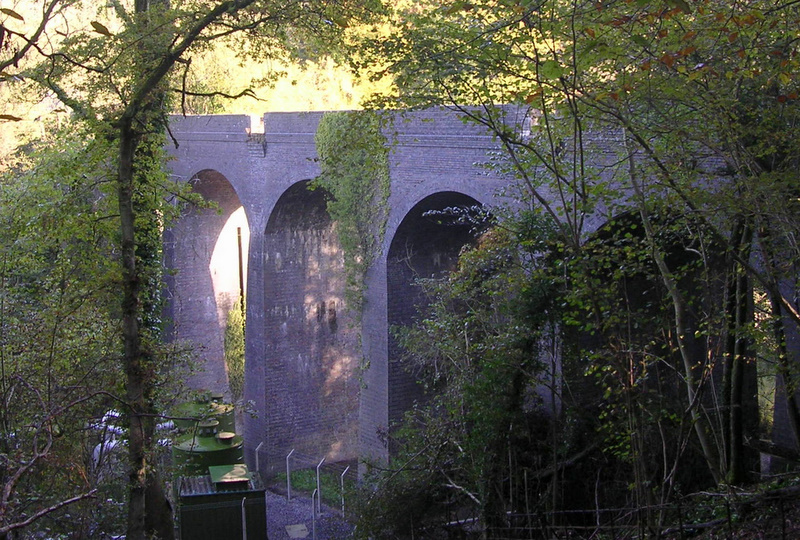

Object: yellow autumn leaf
[91,21,113,37]
[0,8,24,21]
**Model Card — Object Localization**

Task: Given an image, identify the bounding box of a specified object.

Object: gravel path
[265,489,354,540]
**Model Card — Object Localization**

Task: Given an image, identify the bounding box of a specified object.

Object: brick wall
[259,181,360,472]
[167,169,249,396]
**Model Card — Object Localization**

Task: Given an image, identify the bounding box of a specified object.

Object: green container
[173,419,244,476]
[172,392,235,433]
[178,466,266,540]
[209,396,236,433]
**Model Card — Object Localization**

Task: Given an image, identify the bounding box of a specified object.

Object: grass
[274,467,357,510]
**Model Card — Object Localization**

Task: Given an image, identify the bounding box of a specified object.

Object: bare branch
[441,472,482,506]
[0,0,62,73]
[170,86,263,101]
[0,489,98,536]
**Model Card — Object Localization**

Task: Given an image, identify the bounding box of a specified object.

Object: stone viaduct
[164,106,800,478]
[164,109,544,474]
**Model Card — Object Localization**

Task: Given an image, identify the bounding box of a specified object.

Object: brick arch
[166,169,249,397]
[386,191,485,429]
[250,180,361,472]
[167,110,518,470]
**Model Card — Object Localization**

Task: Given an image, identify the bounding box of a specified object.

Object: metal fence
[284,450,356,515]
[472,491,799,539]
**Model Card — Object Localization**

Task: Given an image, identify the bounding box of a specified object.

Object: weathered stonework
[166,110,509,473]
[165,108,800,478]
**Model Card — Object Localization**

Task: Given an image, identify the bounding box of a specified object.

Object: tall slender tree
[4,0,384,537]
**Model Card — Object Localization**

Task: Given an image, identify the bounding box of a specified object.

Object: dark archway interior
[264,179,331,230]
[387,191,484,429]
[190,170,243,215]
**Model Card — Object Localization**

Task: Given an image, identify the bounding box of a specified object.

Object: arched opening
[167,169,249,398]
[386,191,485,429]
[258,180,359,469]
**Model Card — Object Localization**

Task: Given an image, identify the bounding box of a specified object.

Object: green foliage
[0,126,120,388]
[314,110,390,311]
[353,454,451,539]
[0,126,125,537]
[132,130,173,341]
[356,218,569,536]
[224,299,246,403]
[357,207,735,534]
[350,1,800,525]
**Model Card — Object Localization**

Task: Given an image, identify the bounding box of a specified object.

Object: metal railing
[443,493,800,540]
[284,449,356,518]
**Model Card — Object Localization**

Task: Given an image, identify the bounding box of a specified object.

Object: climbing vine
[314,110,390,312]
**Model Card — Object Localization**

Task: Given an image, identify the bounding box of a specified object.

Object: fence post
[726,498,732,537]
[241,496,247,540]
[286,449,295,501]
[341,465,350,516]
[255,442,264,473]
[312,489,319,540]
[524,470,532,540]
[610,508,616,540]
[316,457,326,514]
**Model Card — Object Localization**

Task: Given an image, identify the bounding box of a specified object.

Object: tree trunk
[723,218,754,484]
[757,224,800,451]
[120,1,177,537]
[119,121,149,540]
[146,470,175,539]
[119,118,176,540]
[625,138,721,483]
